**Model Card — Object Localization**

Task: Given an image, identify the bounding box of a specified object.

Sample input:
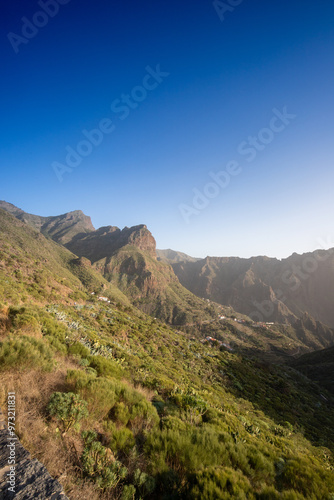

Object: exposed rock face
[66,224,157,262]
[0,203,208,325]
[0,409,68,499]
[0,201,95,245]
[0,202,156,262]
[171,250,334,328]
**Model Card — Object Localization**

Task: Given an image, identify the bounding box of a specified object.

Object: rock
[0,408,68,500]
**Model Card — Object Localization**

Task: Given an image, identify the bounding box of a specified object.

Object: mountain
[67,224,157,261]
[2,202,334,355]
[1,204,334,499]
[0,208,130,307]
[0,201,94,245]
[169,251,334,328]
[157,249,200,264]
[0,203,220,326]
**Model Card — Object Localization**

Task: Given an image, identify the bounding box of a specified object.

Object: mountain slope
[2,202,334,354]
[0,208,129,307]
[0,203,223,325]
[291,344,334,395]
[1,211,334,499]
[157,249,200,264]
[171,250,334,328]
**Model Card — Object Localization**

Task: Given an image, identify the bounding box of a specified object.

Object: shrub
[0,336,54,371]
[121,485,136,500]
[133,468,156,497]
[88,355,123,378]
[186,466,255,499]
[69,291,87,301]
[46,336,67,354]
[82,378,117,421]
[105,422,136,454]
[145,426,229,475]
[81,430,128,490]
[68,342,91,359]
[66,369,94,390]
[279,457,334,499]
[160,416,188,432]
[9,307,40,334]
[47,392,88,433]
[110,402,130,426]
[41,315,67,343]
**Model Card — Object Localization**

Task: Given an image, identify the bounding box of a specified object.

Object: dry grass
[0,305,10,339]
[0,362,114,499]
[133,383,155,402]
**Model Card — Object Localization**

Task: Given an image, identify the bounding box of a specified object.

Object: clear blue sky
[1,0,334,258]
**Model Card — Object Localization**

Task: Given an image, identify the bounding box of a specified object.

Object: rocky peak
[120,225,156,257]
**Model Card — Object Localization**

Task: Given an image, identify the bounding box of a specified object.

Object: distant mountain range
[158,249,334,328]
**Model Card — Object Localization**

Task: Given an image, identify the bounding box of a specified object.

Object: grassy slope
[0,209,130,307]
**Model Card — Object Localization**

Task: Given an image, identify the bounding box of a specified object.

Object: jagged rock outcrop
[0,409,68,499]
[66,224,157,262]
[0,201,156,261]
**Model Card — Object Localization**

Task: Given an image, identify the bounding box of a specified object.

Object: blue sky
[1,0,334,258]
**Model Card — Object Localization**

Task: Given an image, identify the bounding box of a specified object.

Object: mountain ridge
[168,249,334,327]
[2,201,334,340]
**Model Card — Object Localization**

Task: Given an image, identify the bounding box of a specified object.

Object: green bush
[121,484,136,500]
[133,468,156,497]
[105,422,136,454]
[82,378,117,421]
[81,430,128,490]
[66,369,94,389]
[48,392,88,433]
[46,336,67,354]
[160,416,188,432]
[186,467,255,499]
[279,457,334,499]
[110,402,130,426]
[9,307,40,333]
[41,315,67,343]
[144,426,229,475]
[0,336,54,371]
[69,291,87,301]
[68,342,91,359]
[88,355,123,378]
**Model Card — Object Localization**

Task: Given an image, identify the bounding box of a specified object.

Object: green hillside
[0,208,129,307]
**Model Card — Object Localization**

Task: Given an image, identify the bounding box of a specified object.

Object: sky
[1,0,334,259]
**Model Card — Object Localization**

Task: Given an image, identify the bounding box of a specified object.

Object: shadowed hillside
[291,345,334,395]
